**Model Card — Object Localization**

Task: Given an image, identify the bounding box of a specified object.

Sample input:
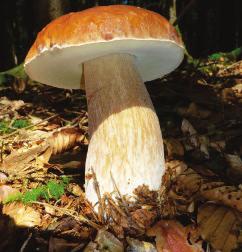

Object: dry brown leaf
[0,97,25,111]
[0,126,85,176]
[0,141,49,174]
[210,140,226,152]
[232,83,242,94]
[166,160,188,180]
[3,202,41,227]
[94,229,124,252]
[126,237,156,252]
[0,172,7,181]
[197,203,242,252]
[181,119,199,149]
[0,185,20,202]
[47,127,85,155]
[147,220,203,252]
[200,184,242,212]
[15,129,50,141]
[131,208,157,230]
[83,241,98,252]
[225,154,242,179]
[67,183,83,197]
[177,102,211,119]
[181,119,210,158]
[48,237,84,252]
[164,138,184,158]
[217,60,242,77]
[59,160,82,170]
[168,161,242,212]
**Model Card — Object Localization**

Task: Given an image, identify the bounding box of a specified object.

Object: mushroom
[24,5,184,208]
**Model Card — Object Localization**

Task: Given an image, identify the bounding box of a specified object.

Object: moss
[0,119,30,135]
[4,176,70,204]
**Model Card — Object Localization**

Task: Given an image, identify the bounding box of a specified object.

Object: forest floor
[0,56,241,252]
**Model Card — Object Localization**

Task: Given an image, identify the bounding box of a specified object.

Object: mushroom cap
[24,5,184,89]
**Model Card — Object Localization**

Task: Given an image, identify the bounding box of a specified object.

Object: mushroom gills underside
[25,39,183,89]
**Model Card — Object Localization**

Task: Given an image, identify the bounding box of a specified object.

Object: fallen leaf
[232,83,242,94]
[67,183,83,197]
[48,236,84,252]
[181,119,210,158]
[0,126,85,176]
[217,60,242,77]
[0,185,19,202]
[126,237,157,252]
[181,119,199,149]
[177,102,211,119]
[47,127,85,155]
[200,183,242,212]
[197,203,242,252]
[147,220,203,252]
[169,164,242,212]
[131,208,156,230]
[225,154,242,178]
[210,140,226,152]
[164,138,184,158]
[0,172,7,181]
[3,202,41,227]
[94,229,124,252]
[198,135,210,158]
[83,241,98,252]
[0,97,25,111]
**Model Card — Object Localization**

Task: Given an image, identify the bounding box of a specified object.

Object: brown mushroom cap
[24,5,184,89]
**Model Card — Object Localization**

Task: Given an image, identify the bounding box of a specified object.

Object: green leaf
[3,192,23,204]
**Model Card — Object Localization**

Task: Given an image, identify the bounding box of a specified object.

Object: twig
[70,243,85,252]
[105,193,145,233]
[78,190,99,223]
[0,140,4,163]
[105,193,127,217]
[19,232,32,252]
[0,114,59,140]
[173,0,197,25]
[109,171,146,232]
[31,201,101,230]
[91,167,105,223]
[110,170,131,217]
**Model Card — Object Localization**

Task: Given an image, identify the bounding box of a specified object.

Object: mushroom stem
[84,53,165,206]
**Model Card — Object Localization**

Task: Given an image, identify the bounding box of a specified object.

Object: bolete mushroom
[24,5,184,208]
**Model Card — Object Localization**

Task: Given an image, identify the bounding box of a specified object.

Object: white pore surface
[25,39,184,89]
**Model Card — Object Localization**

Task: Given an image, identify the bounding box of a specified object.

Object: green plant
[12,119,30,129]
[4,176,70,204]
[208,47,242,61]
[0,119,31,135]
[3,192,22,203]
[0,63,27,86]
[0,121,11,134]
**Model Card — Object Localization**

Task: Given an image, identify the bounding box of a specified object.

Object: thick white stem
[84,54,165,207]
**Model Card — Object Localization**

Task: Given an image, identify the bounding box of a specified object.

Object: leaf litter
[0,56,241,251]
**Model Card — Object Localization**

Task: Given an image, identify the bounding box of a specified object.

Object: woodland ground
[0,56,241,251]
